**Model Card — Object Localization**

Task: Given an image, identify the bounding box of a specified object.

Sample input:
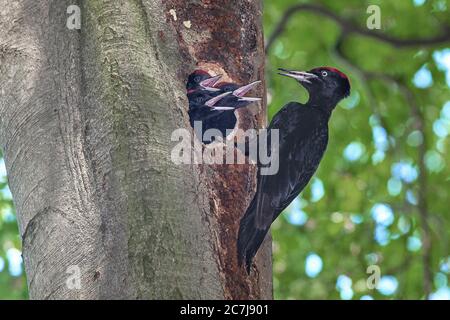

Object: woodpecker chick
[187,79,261,143]
[186,70,222,93]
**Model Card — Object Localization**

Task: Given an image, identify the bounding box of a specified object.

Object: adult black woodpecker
[188,80,261,143]
[237,67,351,273]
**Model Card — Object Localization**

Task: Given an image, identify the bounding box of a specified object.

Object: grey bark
[0,0,271,299]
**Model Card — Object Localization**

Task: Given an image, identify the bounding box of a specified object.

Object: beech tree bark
[0,0,271,299]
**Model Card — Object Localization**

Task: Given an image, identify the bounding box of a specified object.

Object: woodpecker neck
[307,95,336,120]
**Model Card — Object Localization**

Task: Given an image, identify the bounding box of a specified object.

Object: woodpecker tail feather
[237,198,270,274]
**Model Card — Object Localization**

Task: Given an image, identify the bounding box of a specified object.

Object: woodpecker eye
[194,76,201,83]
[321,71,328,77]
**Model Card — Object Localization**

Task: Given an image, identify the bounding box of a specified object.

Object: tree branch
[265,3,450,53]
[332,32,392,135]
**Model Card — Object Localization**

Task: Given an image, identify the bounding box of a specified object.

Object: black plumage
[237,67,351,273]
[188,91,232,141]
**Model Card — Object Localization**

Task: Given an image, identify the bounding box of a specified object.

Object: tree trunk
[0,0,271,299]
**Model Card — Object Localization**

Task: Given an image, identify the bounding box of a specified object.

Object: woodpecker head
[279,67,350,109]
[186,70,221,93]
[188,91,215,106]
[214,82,239,92]
[189,80,262,111]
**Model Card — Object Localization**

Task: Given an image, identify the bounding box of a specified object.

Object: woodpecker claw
[278,68,318,84]
[200,74,222,91]
[233,81,261,97]
[204,91,232,107]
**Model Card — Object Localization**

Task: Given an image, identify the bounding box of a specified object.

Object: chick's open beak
[200,75,222,91]
[204,91,232,107]
[232,81,261,97]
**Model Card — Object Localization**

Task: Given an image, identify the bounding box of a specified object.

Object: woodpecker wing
[238,102,330,272]
[254,102,327,228]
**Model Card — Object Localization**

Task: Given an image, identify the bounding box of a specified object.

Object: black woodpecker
[237,67,351,273]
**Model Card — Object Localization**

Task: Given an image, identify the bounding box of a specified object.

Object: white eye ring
[321,71,328,77]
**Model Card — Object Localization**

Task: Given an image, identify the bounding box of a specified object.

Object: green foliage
[265,0,449,299]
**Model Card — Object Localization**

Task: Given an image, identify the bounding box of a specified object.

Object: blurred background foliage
[0,150,26,299]
[265,0,449,299]
[0,0,449,299]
